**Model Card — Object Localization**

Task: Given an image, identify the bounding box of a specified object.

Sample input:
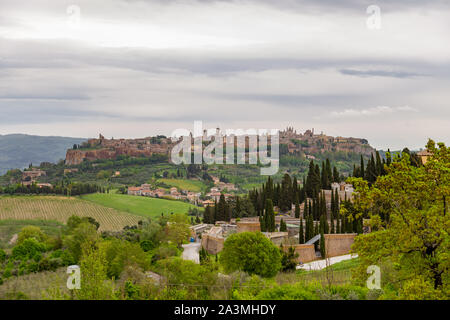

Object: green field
[81,193,195,218]
[158,178,206,192]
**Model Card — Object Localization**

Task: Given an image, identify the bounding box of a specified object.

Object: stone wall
[236,221,261,233]
[201,234,224,255]
[324,233,356,258]
[282,244,316,263]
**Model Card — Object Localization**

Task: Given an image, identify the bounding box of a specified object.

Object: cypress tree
[299,217,304,244]
[217,194,227,221]
[264,199,275,232]
[336,215,340,234]
[314,164,321,194]
[325,159,332,189]
[333,166,340,183]
[292,176,298,200]
[305,213,311,241]
[214,199,218,222]
[360,155,365,179]
[204,206,211,224]
[305,160,315,198]
[331,189,336,219]
[376,151,383,177]
[386,149,392,166]
[280,173,293,212]
[303,200,308,220]
[294,200,300,218]
[280,219,287,232]
[320,231,326,258]
[310,214,315,239]
[260,215,266,232]
[314,220,319,236]
[330,213,335,234]
[321,161,327,190]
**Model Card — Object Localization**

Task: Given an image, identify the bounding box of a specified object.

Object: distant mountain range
[0,134,86,174]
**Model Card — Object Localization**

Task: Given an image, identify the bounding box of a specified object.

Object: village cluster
[127,175,238,206]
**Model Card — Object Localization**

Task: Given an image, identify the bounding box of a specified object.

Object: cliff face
[65,150,86,165]
[65,147,168,165]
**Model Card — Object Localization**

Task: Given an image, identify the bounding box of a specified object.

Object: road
[181,242,201,264]
[296,254,358,271]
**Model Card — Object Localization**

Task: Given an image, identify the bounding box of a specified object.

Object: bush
[155,257,218,299]
[12,238,46,260]
[220,232,282,278]
[17,226,48,245]
[100,239,150,279]
[0,249,6,263]
[256,284,319,300]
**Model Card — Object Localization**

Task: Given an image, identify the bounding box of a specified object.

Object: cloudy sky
[1,0,449,150]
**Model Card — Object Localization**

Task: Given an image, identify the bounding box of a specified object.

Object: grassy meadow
[80,193,195,218]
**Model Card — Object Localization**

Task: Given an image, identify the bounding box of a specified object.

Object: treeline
[249,159,342,216]
[75,154,168,171]
[299,189,363,246]
[352,148,422,185]
[0,182,102,196]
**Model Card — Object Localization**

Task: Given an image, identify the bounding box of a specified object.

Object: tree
[279,174,293,212]
[333,166,340,183]
[76,243,116,300]
[279,219,287,232]
[319,231,326,258]
[294,200,300,219]
[299,217,304,244]
[166,214,191,247]
[264,199,276,232]
[360,155,365,179]
[280,245,299,272]
[349,140,450,298]
[220,232,282,278]
[17,226,48,245]
[64,222,99,262]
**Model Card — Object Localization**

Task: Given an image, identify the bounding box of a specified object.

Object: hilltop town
[65,128,376,165]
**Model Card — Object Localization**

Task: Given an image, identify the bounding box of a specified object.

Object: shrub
[0,249,6,263]
[220,232,282,278]
[17,226,48,245]
[12,238,46,260]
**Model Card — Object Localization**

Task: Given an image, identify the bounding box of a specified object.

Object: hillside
[0,134,85,174]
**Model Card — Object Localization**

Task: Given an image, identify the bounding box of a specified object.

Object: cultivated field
[81,193,195,218]
[0,196,141,232]
[158,178,206,192]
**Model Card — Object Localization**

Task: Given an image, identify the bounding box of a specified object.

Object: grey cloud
[339,69,425,79]
[0,94,90,101]
[211,93,362,106]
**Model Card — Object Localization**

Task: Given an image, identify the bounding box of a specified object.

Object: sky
[0,0,449,150]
